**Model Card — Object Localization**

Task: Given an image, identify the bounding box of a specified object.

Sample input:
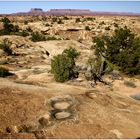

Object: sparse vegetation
[30,31,46,42]
[82,17,95,22]
[0,67,10,77]
[63,16,69,20]
[45,23,50,26]
[85,26,91,31]
[85,17,94,21]
[51,48,79,82]
[0,17,19,35]
[24,21,28,25]
[92,27,140,75]
[75,18,81,23]
[57,19,64,24]
[0,13,140,139]
[105,26,110,30]
[18,30,30,37]
[124,80,136,88]
[46,36,61,40]
[99,21,105,25]
[114,23,119,28]
[52,17,58,23]
[26,27,33,32]
[0,39,12,55]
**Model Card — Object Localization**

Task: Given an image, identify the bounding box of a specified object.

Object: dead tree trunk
[90,54,110,87]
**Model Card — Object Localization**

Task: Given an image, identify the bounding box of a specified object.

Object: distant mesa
[1,8,140,16]
[30,8,43,13]
[47,9,93,15]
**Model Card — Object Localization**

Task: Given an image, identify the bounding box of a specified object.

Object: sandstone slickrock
[0,14,140,139]
[50,95,73,103]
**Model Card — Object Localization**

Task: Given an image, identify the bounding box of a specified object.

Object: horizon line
[1,8,140,15]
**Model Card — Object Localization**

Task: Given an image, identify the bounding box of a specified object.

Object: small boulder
[39,118,48,127]
[6,125,19,133]
[38,113,51,127]
[34,130,48,139]
[21,122,38,133]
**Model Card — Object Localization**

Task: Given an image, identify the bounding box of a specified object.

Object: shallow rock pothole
[54,111,71,120]
[53,101,71,110]
[48,95,78,121]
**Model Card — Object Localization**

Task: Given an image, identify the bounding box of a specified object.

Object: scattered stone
[22,123,38,133]
[110,129,123,138]
[39,117,49,127]
[6,125,19,133]
[34,130,48,139]
[76,78,83,82]
[54,111,71,120]
[38,113,52,127]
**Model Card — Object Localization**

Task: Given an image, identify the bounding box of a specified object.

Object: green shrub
[63,16,69,20]
[12,25,19,32]
[30,31,46,42]
[124,80,136,88]
[114,23,119,28]
[75,18,81,23]
[46,36,61,40]
[99,21,105,25]
[62,47,80,59]
[57,19,64,24]
[26,27,32,32]
[52,17,58,23]
[0,67,10,77]
[51,48,79,82]
[18,30,29,37]
[85,17,94,21]
[0,39,12,55]
[87,57,102,73]
[24,21,28,25]
[85,26,91,31]
[105,26,110,30]
[92,27,140,75]
[45,23,50,26]
[82,17,95,22]
[0,17,19,35]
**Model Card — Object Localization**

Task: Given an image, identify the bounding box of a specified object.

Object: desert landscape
[0,8,140,139]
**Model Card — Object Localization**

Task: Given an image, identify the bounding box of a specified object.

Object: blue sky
[0,2,140,14]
